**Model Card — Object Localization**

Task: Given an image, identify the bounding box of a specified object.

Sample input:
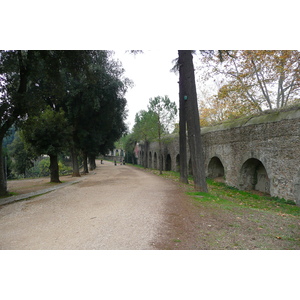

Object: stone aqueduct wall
[137,107,300,205]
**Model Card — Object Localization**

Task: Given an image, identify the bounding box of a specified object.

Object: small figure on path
[114,160,117,166]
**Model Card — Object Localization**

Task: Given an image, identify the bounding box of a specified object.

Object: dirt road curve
[0,161,192,250]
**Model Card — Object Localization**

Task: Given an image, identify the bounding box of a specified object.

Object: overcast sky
[113,50,180,130]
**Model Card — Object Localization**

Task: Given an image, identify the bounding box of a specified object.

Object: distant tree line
[0,50,131,196]
[118,95,177,174]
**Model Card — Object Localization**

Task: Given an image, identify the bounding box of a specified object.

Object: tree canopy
[198,50,300,113]
[21,107,70,182]
[1,50,131,194]
[129,95,177,172]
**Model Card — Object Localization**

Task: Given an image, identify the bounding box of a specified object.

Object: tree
[21,107,71,183]
[148,95,177,174]
[178,50,208,192]
[0,50,130,191]
[8,131,34,177]
[0,50,94,193]
[199,84,260,127]
[0,50,44,195]
[178,60,188,184]
[132,110,158,168]
[116,133,137,164]
[60,51,130,175]
[200,50,300,110]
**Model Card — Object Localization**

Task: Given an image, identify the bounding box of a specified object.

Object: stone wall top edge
[201,106,300,134]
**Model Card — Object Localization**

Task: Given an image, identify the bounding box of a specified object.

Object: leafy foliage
[199,84,260,126]
[21,107,70,157]
[8,131,34,177]
[199,50,300,112]
[147,95,178,134]
[1,50,131,186]
[59,51,130,170]
[132,96,177,143]
[129,95,177,173]
[132,110,159,143]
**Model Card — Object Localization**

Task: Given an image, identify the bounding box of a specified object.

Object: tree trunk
[89,155,96,170]
[178,50,208,192]
[83,152,89,174]
[0,145,8,196]
[0,51,32,196]
[49,154,61,183]
[178,62,189,184]
[71,147,81,177]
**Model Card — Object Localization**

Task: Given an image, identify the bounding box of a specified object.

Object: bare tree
[200,50,300,110]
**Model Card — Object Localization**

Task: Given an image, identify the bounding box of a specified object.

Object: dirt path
[2,161,299,250]
[0,161,192,250]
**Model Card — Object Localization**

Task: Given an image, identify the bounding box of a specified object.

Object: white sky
[113,50,180,131]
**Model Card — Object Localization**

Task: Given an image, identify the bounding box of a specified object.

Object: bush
[26,157,72,178]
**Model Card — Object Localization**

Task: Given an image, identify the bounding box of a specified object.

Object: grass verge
[143,168,300,216]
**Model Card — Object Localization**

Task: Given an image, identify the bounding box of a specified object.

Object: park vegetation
[197,50,300,126]
[0,50,131,195]
[120,96,177,171]
[2,50,299,196]
[121,50,299,193]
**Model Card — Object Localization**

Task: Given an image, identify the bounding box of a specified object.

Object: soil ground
[6,174,78,195]
[1,161,299,250]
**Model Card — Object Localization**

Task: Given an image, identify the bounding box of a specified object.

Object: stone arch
[166,154,172,171]
[141,151,145,166]
[208,156,225,179]
[176,154,180,172]
[153,152,157,169]
[149,151,152,168]
[240,158,270,194]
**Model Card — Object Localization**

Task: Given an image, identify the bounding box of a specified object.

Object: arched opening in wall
[176,154,180,172]
[141,151,144,166]
[149,152,152,168]
[240,158,270,194]
[188,158,193,175]
[208,157,225,182]
[153,152,157,169]
[166,154,172,171]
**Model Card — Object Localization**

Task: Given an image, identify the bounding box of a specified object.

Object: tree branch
[250,58,272,109]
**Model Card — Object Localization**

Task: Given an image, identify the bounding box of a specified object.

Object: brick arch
[239,158,270,194]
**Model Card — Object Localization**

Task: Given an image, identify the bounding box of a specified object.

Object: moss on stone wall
[201,104,300,134]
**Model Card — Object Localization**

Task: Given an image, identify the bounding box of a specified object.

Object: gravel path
[0,161,187,250]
